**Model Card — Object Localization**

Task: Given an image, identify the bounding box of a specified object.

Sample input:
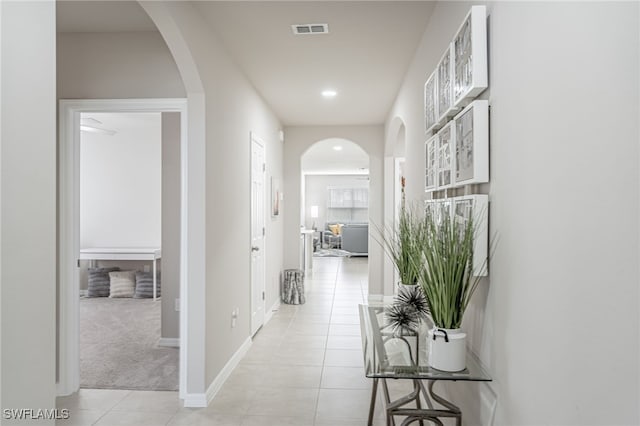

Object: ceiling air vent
[292,23,329,35]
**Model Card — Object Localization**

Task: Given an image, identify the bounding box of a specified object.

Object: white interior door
[250,134,266,336]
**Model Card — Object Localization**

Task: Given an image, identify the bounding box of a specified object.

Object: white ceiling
[194,1,435,126]
[302,138,369,175]
[57,1,435,127]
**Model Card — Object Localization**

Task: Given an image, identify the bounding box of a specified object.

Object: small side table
[282,269,305,304]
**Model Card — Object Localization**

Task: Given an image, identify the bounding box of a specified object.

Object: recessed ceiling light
[322,90,337,98]
[333,145,343,151]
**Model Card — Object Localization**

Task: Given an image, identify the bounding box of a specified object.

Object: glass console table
[358,304,492,426]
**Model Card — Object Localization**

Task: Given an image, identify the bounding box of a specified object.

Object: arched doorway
[383,117,407,298]
[301,138,370,262]
[281,127,385,299]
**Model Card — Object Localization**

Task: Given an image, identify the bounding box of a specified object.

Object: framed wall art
[271,177,281,217]
[436,122,454,189]
[424,199,436,222]
[424,198,452,226]
[453,194,488,276]
[453,100,489,186]
[425,135,438,192]
[426,195,489,276]
[453,5,488,108]
[437,44,457,124]
[437,198,453,224]
[424,70,438,133]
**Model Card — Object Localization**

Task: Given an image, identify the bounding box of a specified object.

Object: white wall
[80,112,161,249]
[1,1,57,421]
[57,32,185,99]
[304,174,369,230]
[136,2,285,394]
[283,126,384,295]
[386,2,639,424]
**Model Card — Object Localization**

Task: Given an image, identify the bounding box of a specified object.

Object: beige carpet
[79,297,179,391]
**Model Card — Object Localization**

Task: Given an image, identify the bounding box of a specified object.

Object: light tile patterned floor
[57,256,392,425]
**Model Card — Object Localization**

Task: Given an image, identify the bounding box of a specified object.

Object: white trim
[57,99,191,398]
[182,393,207,408]
[368,294,395,304]
[367,294,385,303]
[158,338,180,348]
[57,101,81,396]
[203,337,252,406]
[250,132,267,336]
[441,375,498,426]
[264,299,281,324]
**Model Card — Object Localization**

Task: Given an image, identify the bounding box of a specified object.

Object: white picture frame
[436,43,458,124]
[424,198,452,226]
[453,195,489,276]
[424,70,438,133]
[271,177,281,217]
[424,134,438,192]
[436,122,454,189]
[453,100,489,186]
[426,195,489,277]
[453,5,488,108]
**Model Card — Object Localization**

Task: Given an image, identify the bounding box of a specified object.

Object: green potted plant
[415,210,487,372]
[375,206,425,291]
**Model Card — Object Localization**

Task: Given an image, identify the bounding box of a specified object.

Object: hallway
[57,257,389,425]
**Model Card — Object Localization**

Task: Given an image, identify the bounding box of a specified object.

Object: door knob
[252,246,260,252]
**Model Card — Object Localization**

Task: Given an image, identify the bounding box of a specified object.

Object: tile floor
[57,256,401,425]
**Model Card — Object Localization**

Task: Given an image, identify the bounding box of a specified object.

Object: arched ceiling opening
[302,138,369,175]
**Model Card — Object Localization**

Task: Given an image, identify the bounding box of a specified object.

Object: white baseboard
[56,382,75,397]
[158,338,180,348]
[264,299,281,324]
[368,293,395,304]
[204,337,252,406]
[441,352,498,426]
[367,294,384,303]
[182,393,207,408]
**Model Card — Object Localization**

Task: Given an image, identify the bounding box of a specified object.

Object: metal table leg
[381,380,462,426]
[368,378,379,426]
[152,258,157,301]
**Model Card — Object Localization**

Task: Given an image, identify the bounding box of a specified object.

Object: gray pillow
[86,267,120,297]
[134,271,161,298]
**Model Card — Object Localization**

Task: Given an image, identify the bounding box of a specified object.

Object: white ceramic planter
[428,327,467,372]
[396,282,417,297]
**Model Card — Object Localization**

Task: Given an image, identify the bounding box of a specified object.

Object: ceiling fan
[80,117,117,136]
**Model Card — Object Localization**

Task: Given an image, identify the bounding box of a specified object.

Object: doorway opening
[301,138,370,266]
[76,111,178,391]
[383,119,407,298]
[58,99,188,398]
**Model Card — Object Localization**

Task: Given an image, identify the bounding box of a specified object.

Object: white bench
[80,248,162,300]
